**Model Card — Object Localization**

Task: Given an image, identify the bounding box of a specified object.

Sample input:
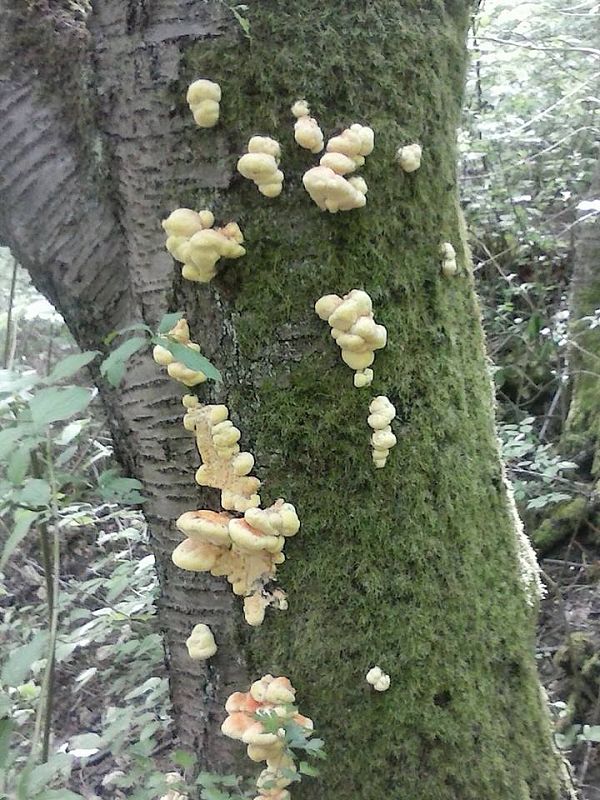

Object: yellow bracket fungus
[186,623,217,660]
[222,676,314,790]
[302,122,373,212]
[366,665,391,691]
[396,142,422,172]
[182,396,261,512]
[314,290,387,384]
[291,100,324,154]
[162,207,245,283]
[238,136,284,198]
[152,318,207,387]
[440,241,458,277]
[368,396,397,468]
[186,78,221,128]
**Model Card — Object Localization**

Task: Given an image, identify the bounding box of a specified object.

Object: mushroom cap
[167,362,207,387]
[221,712,254,741]
[225,691,261,715]
[162,208,206,238]
[238,153,279,181]
[291,99,310,118]
[248,136,281,159]
[229,518,283,554]
[185,623,217,660]
[314,294,343,320]
[341,348,375,370]
[187,78,222,104]
[176,509,232,546]
[241,722,280,747]
[319,151,357,175]
[172,538,221,572]
[294,116,324,154]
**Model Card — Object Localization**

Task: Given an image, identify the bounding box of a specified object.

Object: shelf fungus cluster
[291,100,324,154]
[303,123,373,212]
[186,78,221,128]
[368,396,397,468]
[315,290,387,387]
[185,623,217,660]
[222,675,314,800]
[173,396,300,626]
[440,241,458,277]
[152,318,207,387]
[162,208,245,283]
[396,142,422,173]
[366,666,391,692]
[238,136,284,198]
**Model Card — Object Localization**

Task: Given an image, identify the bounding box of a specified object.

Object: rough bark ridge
[0,1,568,797]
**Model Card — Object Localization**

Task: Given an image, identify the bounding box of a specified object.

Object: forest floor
[539,534,600,800]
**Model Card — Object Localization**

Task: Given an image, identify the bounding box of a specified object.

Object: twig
[3,256,18,369]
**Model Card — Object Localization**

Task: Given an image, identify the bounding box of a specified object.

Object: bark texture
[564,165,600,482]
[0,1,569,798]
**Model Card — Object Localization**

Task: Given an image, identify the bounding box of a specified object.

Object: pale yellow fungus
[396,143,422,173]
[315,290,387,383]
[441,241,458,277]
[152,319,207,387]
[186,78,221,128]
[366,665,391,691]
[302,165,367,212]
[162,208,245,283]
[291,100,324,153]
[185,623,217,660]
[368,396,397,468]
[326,123,374,168]
[182,396,261,512]
[238,136,284,197]
[222,676,313,765]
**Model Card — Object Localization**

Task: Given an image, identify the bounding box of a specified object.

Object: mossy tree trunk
[0,1,570,797]
[563,165,600,483]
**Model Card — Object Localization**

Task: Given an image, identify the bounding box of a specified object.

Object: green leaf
[104,323,153,345]
[44,352,99,384]
[97,469,146,504]
[35,792,86,800]
[100,337,147,387]
[0,509,40,570]
[172,750,197,769]
[1,631,48,686]
[0,718,13,770]
[158,311,185,334]
[298,761,321,777]
[160,340,222,382]
[17,478,51,509]
[29,387,93,427]
[0,427,28,461]
[7,444,31,484]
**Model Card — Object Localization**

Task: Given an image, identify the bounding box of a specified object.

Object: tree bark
[0,1,570,797]
[564,165,600,483]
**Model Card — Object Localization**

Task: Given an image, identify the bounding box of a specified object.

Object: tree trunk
[0,1,570,797]
[564,165,600,482]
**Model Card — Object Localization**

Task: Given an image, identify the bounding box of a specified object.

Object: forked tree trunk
[0,1,570,797]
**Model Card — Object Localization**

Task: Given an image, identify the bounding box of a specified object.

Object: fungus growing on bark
[302,122,373,212]
[440,241,458,277]
[396,143,422,172]
[238,136,284,197]
[291,100,324,154]
[186,78,221,128]
[222,675,314,766]
[368,396,397,468]
[162,208,245,282]
[366,666,391,691]
[152,318,207,387]
[314,290,387,383]
[185,623,217,660]
[182,396,261,512]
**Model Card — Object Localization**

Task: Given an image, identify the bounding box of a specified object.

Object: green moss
[171,2,565,798]
[532,497,588,554]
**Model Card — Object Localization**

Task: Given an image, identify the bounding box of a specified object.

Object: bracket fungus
[222,676,314,775]
[186,623,217,660]
[366,666,391,692]
[302,122,373,212]
[440,241,458,277]
[182,396,261,512]
[368,396,397,468]
[396,142,422,173]
[238,136,284,198]
[162,208,245,283]
[186,78,221,128]
[152,318,207,387]
[314,290,387,385]
[291,100,324,154]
